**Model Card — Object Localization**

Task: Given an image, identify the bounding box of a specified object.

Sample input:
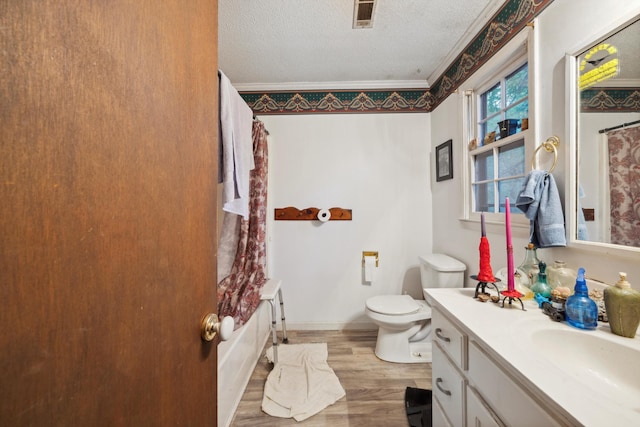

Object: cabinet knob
[435,327,451,342]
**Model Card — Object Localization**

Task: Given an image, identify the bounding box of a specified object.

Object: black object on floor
[405,387,432,427]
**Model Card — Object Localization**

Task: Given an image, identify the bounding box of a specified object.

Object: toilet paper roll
[364,256,377,283]
[317,208,331,222]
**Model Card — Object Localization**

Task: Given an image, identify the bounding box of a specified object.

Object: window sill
[469,129,530,156]
[460,215,530,230]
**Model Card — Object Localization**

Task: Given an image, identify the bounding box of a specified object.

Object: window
[474,63,528,213]
[462,28,534,223]
[479,64,529,144]
[473,140,526,212]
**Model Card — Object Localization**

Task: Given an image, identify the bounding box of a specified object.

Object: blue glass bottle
[565,268,598,330]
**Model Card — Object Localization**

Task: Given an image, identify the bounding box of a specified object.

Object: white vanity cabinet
[431,306,563,427]
[466,385,501,427]
[432,396,452,427]
[431,309,467,427]
[432,344,465,427]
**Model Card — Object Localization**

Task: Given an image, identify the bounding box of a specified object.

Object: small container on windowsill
[497,119,521,139]
[484,131,496,145]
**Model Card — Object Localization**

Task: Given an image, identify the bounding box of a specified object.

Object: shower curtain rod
[253,115,269,135]
[598,119,640,134]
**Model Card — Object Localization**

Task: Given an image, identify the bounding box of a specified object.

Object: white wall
[260,113,432,329]
[256,2,640,330]
[431,0,640,288]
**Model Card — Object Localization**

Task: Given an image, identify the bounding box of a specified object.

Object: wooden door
[0,1,219,425]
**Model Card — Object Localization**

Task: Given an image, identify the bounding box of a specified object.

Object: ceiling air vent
[353,0,377,29]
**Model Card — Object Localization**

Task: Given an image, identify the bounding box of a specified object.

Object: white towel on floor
[261,343,346,421]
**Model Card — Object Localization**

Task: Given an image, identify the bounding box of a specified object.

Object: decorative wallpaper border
[240,0,553,115]
[581,88,640,112]
[241,89,432,114]
[428,0,552,110]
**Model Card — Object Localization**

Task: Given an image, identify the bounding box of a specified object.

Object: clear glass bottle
[530,261,552,298]
[518,243,540,288]
[514,271,534,300]
[547,260,577,289]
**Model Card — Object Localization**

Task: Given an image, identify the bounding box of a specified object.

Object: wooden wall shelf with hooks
[274,207,352,221]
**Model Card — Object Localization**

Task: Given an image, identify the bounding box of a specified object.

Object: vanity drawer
[467,341,562,427]
[432,343,465,427]
[432,308,467,369]
[432,395,452,427]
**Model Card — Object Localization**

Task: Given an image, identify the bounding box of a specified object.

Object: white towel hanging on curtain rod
[219,69,255,219]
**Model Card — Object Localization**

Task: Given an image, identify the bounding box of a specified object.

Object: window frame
[477,62,529,145]
[461,27,536,228]
[472,136,527,214]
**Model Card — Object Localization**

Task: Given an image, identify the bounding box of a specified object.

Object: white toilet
[364,254,466,363]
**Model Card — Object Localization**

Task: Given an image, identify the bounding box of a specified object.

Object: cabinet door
[467,341,562,427]
[433,396,453,427]
[433,343,465,427]
[466,385,503,427]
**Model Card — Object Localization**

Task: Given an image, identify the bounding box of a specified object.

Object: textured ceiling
[219,0,503,89]
[591,17,640,84]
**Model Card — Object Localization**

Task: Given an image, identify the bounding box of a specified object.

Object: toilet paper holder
[362,251,379,267]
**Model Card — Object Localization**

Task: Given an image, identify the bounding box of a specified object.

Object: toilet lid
[366,295,420,315]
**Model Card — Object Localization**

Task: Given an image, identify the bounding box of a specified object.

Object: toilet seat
[366,295,420,315]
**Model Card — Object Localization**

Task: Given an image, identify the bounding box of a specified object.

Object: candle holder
[501,197,525,311]
[500,289,526,310]
[470,275,501,300]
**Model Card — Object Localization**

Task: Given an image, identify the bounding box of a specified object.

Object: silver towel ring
[531,136,560,173]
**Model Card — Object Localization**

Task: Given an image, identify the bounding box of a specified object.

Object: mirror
[573,17,640,250]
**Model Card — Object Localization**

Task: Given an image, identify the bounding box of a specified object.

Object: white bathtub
[217,298,272,427]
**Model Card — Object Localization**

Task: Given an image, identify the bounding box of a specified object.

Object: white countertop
[425,287,640,427]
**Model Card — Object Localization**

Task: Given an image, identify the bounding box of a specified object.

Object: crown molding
[426,0,506,85]
[240,0,555,115]
[234,80,430,92]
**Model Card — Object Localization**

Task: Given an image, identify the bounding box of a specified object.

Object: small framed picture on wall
[436,139,453,182]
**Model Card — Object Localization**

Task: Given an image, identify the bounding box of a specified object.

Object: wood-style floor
[229,330,432,427]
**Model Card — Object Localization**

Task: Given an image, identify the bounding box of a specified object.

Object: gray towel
[577,184,589,240]
[515,171,566,248]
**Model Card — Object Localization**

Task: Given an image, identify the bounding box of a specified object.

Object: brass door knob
[200,313,234,342]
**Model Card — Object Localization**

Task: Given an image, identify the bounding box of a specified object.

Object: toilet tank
[419,254,466,289]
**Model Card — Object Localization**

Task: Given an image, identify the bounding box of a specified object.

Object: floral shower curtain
[217,120,268,329]
[607,125,640,246]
